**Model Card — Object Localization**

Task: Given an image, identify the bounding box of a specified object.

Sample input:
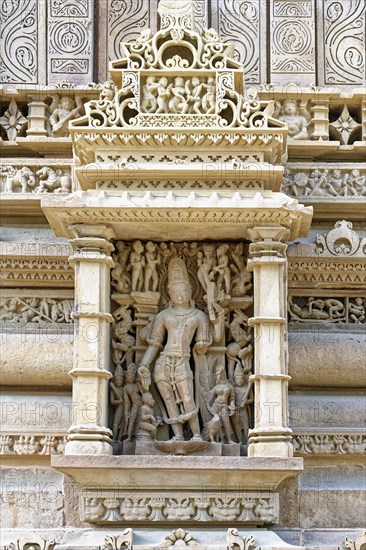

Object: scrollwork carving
[316,220,366,256]
[71,1,283,134]
[323,0,365,85]
[47,0,93,82]
[0,0,38,84]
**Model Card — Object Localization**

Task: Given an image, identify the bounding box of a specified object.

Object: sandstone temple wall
[0,1,365,549]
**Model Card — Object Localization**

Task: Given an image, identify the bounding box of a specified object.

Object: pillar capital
[247,225,290,243]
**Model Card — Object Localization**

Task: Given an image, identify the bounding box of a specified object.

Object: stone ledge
[51,455,303,492]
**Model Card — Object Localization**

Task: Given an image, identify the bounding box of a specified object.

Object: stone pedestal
[64,224,115,455]
[247,226,293,458]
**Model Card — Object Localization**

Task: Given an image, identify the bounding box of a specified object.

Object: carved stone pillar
[65,224,115,455]
[26,99,48,137]
[309,101,330,141]
[247,226,293,458]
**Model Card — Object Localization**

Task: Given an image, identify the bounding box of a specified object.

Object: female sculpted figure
[144,241,159,292]
[278,99,309,140]
[141,76,159,113]
[129,240,145,292]
[231,365,253,444]
[110,366,125,442]
[197,244,216,293]
[207,366,236,444]
[138,257,211,441]
[123,364,142,442]
[211,244,231,295]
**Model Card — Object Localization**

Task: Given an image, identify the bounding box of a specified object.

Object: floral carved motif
[0,99,27,141]
[4,536,56,550]
[47,0,94,82]
[83,494,278,524]
[293,434,366,455]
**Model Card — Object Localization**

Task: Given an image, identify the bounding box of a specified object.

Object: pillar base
[65,425,113,455]
[65,440,113,455]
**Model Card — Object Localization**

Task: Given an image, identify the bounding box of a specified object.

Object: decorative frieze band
[2,527,261,550]
[283,164,365,198]
[293,433,366,455]
[82,492,279,525]
[0,289,74,324]
[0,434,67,456]
[2,432,363,457]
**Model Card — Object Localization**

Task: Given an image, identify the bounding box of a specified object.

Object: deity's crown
[234,363,245,378]
[126,363,137,374]
[168,257,190,287]
[115,365,124,377]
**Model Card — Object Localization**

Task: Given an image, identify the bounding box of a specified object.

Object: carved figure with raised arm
[156,77,173,114]
[48,95,83,137]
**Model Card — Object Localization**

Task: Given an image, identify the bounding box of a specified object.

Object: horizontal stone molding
[0,242,73,288]
[292,431,366,456]
[41,190,312,242]
[81,491,279,525]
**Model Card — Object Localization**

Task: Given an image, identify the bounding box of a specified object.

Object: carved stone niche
[109,239,254,456]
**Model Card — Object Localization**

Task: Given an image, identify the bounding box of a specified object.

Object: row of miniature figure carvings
[0,294,363,325]
[0,90,365,144]
[1,528,258,550]
[0,163,72,194]
[1,433,364,456]
[1,160,365,198]
[1,295,363,326]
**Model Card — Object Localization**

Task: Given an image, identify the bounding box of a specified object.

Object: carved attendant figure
[110,366,125,442]
[138,257,210,441]
[136,392,162,441]
[231,365,253,444]
[49,96,83,137]
[141,76,159,113]
[144,241,160,292]
[207,366,236,444]
[123,364,142,442]
[278,99,309,140]
[129,240,145,292]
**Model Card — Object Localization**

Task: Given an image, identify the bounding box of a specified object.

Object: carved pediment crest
[316,220,366,257]
[70,0,284,133]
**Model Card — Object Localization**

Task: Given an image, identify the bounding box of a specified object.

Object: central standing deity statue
[138,257,210,442]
